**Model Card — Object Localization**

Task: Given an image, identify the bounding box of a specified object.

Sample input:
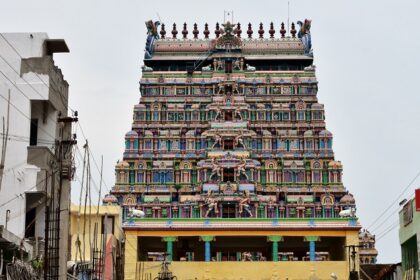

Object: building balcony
[27,145,56,170]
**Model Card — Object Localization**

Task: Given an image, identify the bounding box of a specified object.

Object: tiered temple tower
[108,20,362,280]
[359,229,378,264]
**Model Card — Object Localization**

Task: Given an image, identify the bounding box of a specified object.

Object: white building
[0,33,73,279]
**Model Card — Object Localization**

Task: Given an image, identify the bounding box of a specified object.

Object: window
[319,139,325,149]
[145,140,152,150]
[180,139,186,150]
[223,168,234,182]
[297,111,305,121]
[272,139,278,150]
[101,216,115,235]
[285,140,290,151]
[327,139,333,149]
[129,170,135,184]
[30,119,38,146]
[225,111,233,121]
[224,139,233,150]
[153,112,159,121]
[296,172,304,182]
[313,111,322,120]
[25,207,36,238]
[137,172,145,183]
[257,139,262,151]
[196,140,201,150]
[251,111,256,121]
[225,60,232,73]
[313,171,321,183]
[176,88,186,95]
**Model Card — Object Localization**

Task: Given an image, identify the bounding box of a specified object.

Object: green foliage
[31,257,44,271]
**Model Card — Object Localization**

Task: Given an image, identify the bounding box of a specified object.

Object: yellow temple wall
[124,229,360,280]
[132,261,348,280]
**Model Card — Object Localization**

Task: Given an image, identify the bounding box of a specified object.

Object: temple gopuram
[108,20,362,279]
[359,229,378,264]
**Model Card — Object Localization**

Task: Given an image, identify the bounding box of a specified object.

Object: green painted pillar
[268,236,283,261]
[162,237,177,261]
[272,241,279,261]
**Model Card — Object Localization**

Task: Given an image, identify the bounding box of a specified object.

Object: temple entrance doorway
[224,85,232,94]
[222,203,236,218]
[224,139,233,150]
[224,111,233,121]
[223,168,234,182]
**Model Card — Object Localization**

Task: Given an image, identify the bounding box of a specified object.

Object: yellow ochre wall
[133,261,348,280]
[124,229,360,280]
[69,204,122,261]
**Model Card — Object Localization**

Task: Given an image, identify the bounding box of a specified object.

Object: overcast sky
[1,0,419,263]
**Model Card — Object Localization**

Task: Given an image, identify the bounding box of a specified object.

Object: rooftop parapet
[144,20,313,59]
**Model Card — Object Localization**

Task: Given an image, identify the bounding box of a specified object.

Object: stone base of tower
[123,218,360,280]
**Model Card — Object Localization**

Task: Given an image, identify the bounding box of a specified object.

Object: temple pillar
[200,236,215,262]
[304,236,320,261]
[268,236,283,261]
[162,237,177,261]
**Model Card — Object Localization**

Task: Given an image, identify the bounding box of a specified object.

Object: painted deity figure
[212,134,222,149]
[202,64,212,71]
[233,59,241,70]
[213,59,218,71]
[209,158,222,181]
[216,59,225,71]
[236,158,248,180]
[144,20,160,59]
[297,19,312,56]
[234,132,245,149]
[239,58,244,71]
[214,106,222,120]
[238,190,253,217]
[232,83,239,94]
[204,190,218,218]
[234,108,242,120]
[242,252,253,261]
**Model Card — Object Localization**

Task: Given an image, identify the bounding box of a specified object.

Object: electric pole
[344,244,363,280]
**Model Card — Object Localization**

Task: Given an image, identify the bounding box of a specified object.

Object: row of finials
[159,22,301,40]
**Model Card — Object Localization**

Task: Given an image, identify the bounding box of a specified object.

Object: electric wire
[374,193,415,242]
[0,34,70,114]
[0,52,58,127]
[0,171,56,208]
[0,93,57,143]
[366,170,420,231]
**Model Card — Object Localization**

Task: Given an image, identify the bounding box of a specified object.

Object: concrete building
[399,190,420,280]
[68,202,124,279]
[0,33,73,279]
